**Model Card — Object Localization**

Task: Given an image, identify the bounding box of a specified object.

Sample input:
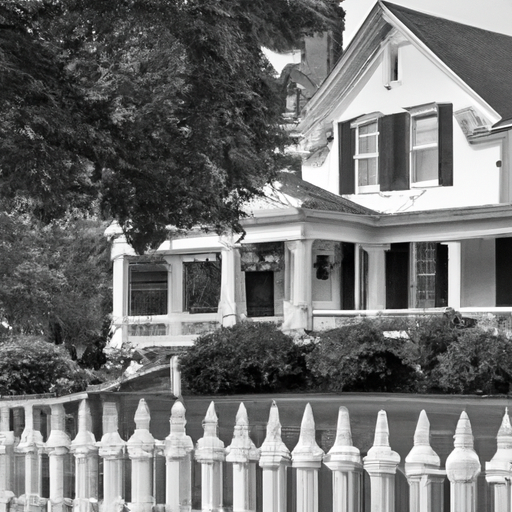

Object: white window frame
[351,113,383,194]
[408,103,439,188]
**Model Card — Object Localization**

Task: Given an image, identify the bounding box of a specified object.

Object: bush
[432,328,512,394]
[180,322,311,394]
[306,320,420,392]
[0,336,88,395]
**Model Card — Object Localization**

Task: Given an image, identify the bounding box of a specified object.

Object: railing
[0,394,511,512]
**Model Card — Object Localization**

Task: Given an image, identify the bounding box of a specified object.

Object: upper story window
[339,103,453,195]
[351,114,382,193]
[129,263,168,316]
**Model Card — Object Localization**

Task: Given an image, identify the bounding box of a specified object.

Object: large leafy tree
[0,0,344,253]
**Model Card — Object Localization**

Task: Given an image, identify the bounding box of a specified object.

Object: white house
[108,1,512,348]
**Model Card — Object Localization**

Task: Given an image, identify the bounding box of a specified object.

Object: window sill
[357,185,380,194]
[411,179,439,188]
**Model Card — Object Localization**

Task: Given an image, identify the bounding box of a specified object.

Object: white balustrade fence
[0,396,510,512]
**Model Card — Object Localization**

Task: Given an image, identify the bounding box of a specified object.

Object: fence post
[0,406,15,512]
[486,409,512,512]
[16,404,45,512]
[363,410,400,512]
[291,403,324,512]
[445,411,480,512]
[165,401,193,512]
[405,410,445,512]
[98,402,126,512]
[70,400,98,512]
[226,403,259,512]
[195,402,224,512]
[45,404,71,512]
[259,402,290,512]
[323,406,363,512]
[127,400,155,512]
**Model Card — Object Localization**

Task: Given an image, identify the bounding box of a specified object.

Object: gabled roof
[383,2,512,123]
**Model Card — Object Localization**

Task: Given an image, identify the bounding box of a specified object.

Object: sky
[343,0,512,46]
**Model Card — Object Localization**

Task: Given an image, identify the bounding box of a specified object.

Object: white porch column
[323,407,362,512]
[127,400,155,512]
[165,401,193,512]
[486,409,512,512]
[405,410,445,512]
[111,240,129,348]
[0,407,15,512]
[445,412,480,512]
[16,405,44,512]
[445,242,461,309]
[259,402,291,512]
[98,402,126,512]
[283,240,314,330]
[363,410,400,512]
[291,404,324,512]
[226,404,259,512]
[46,404,71,512]
[219,240,238,327]
[194,402,224,512]
[70,400,98,512]
[360,244,389,310]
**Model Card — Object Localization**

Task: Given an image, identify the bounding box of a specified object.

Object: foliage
[0,336,88,396]
[0,0,345,253]
[432,328,512,394]
[0,212,111,367]
[306,320,420,392]
[180,322,311,394]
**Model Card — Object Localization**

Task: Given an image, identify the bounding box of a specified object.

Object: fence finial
[134,399,151,431]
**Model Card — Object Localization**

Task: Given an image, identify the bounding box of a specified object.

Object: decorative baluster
[127,400,155,512]
[195,402,224,512]
[363,410,400,512]
[98,402,126,512]
[486,408,512,512]
[226,403,259,512]
[291,404,324,512]
[259,402,290,512]
[45,404,71,512]
[323,407,362,512]
[0,406,15,512]
[165,401,193,512]
[70,400,98,512]
[16,404,44,512]
[405,410,445,512]
[445,411,480,512]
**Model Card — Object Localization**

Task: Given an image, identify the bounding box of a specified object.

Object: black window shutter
[379,113,410,191]
[339,121,355,194]
[438,103,453,186]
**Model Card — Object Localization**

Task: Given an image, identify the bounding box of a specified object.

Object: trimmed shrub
[306,320,420,392]
[0,336,88,395]
[432,328,512,394]
[180,322,311,394]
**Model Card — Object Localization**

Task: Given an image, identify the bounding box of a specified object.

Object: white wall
[461,238,496,306]
[302,40,503,213]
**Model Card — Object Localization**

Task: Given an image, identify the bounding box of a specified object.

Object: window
[129,263,168,316]
[339,104,452,194]
[183,260,221,314]
[351,115,382,193]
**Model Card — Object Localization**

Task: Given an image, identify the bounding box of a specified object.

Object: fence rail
[0,396,509,512]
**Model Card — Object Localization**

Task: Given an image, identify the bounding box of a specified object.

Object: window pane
[414,116,437,146]
[358,134,377,154]
[358,158,378,186]
[415,242,436,308]
[413,147,438,182]
[183,261,221,313]
[359,121,377,135]
[130,266,168,316]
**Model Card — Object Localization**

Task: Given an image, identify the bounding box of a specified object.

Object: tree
[0,0,345,253]
[0,212,111,367]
